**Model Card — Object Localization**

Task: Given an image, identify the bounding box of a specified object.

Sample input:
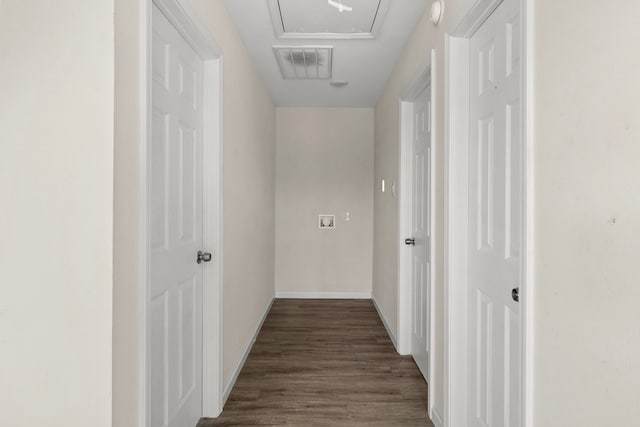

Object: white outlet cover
[319,214,335,229]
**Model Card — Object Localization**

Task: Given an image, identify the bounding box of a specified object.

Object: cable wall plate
[318,214,336,229]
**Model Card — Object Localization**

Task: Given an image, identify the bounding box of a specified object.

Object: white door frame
[398,49,437,419]
[443,0,533,426]
[138,0,224,424]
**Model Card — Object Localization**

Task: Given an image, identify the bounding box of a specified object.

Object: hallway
[4,1,640,426]
[198,299,433,426]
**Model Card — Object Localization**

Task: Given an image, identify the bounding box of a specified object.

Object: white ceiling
[223,0,428,107]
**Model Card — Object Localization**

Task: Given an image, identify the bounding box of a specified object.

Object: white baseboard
[275,291,371,299]
[430,407,444,427]
[371,294,398,351]
[222,296,274,404]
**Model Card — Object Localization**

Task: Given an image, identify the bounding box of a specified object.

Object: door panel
[151,5,204,427]
[468,0,522,425]
[476,114,495,251]
[410,85,432,379]
[503,305,521,426]
[505,100,521,260]
[150,294,169,427]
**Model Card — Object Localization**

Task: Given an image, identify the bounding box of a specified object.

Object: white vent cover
[273,46,333,80]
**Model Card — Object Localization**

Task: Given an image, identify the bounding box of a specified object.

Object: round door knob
[197,250,212,264]
[405,238,416,246]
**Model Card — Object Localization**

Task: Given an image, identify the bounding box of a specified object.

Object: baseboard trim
[222,296,274,405]
[430,407,444,427]
[371,294,398,351]
[275,291,372,300]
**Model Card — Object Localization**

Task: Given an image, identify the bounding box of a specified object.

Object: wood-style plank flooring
[198,299,434,426]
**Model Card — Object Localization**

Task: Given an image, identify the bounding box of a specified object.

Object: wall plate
[319,214,336,229]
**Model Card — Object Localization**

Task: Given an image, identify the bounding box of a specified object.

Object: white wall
[191,0,276,389]
[113,0,142,425]
[0,1,114,426]
[532,1,640,425]
[275,108,374,296]
[373,0,474,419]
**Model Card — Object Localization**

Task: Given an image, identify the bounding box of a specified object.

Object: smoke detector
[430,0,444,25]
[330,80,349,88]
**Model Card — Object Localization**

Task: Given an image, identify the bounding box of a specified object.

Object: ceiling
[222,0,428,107]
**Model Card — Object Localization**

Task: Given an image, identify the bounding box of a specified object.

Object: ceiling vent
[273,46,333,80]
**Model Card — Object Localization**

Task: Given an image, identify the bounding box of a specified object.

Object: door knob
[197,250,212,264]
[511,287,519,302]
[405,238,416,246]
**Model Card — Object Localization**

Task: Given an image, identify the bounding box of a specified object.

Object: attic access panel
[267,0,390,40]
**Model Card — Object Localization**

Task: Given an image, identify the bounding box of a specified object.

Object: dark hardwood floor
[198,299,434,426]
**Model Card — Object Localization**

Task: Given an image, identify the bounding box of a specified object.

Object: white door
[468,0,522,425]
[150,5,205,427]
[410,85,432,380]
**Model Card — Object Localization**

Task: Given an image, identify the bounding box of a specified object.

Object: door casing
[398,49,437,420]
[139,0,224,424]
[443,0,533,426]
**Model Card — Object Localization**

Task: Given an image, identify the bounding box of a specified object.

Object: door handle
[511,287,519,302]
[405,238,416,246]
[197,250,212,264]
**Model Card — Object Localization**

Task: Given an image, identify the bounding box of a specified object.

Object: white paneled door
[468,0,522,425]
[150,5,205,427]
[410,85,432,380]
